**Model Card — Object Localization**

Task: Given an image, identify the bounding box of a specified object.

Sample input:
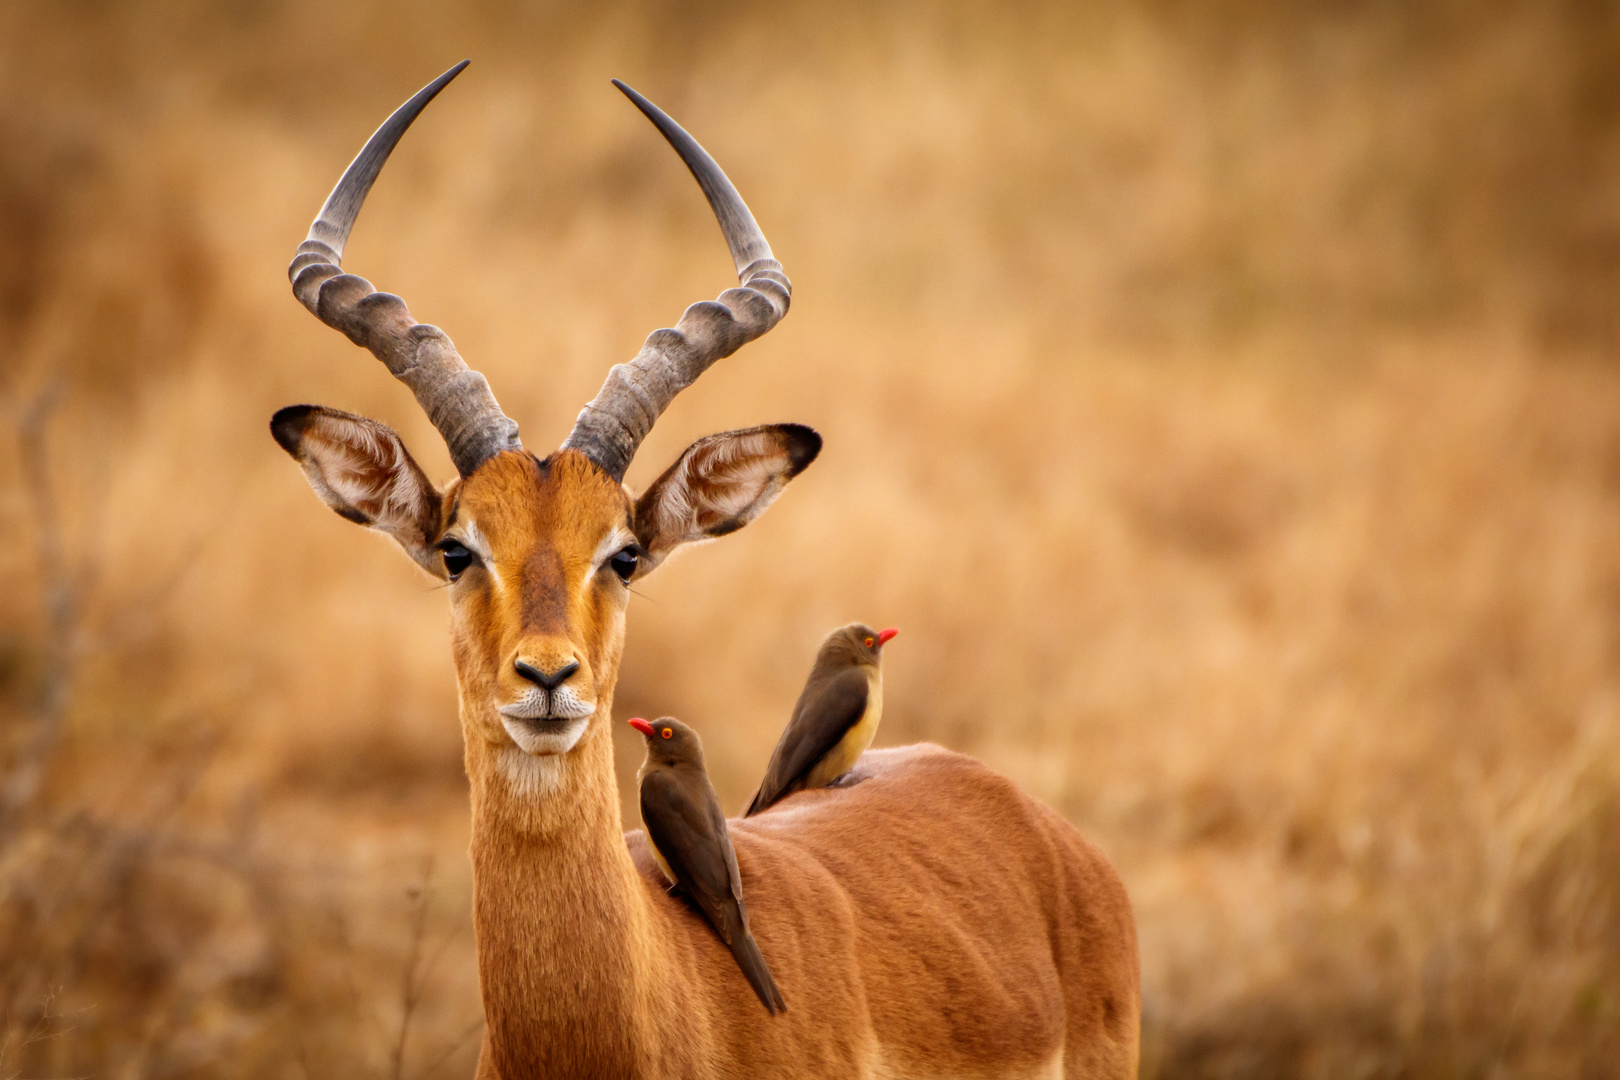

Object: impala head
[272,63,817,794]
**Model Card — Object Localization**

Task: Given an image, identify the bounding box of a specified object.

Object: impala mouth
[501,714,590,756]
[498,689,594,755]
[499,687,594,723]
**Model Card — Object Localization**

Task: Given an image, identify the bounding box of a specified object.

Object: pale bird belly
[648,838,677,885]
[803,672,882,789]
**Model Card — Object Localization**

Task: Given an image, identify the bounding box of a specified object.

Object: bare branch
[389,858,435,1080]
[2,378,77,821]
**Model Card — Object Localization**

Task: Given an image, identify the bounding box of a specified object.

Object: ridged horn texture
[561,80,792,482]
[287,60,522,478]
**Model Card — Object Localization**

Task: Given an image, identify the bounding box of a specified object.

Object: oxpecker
[630,716,787,1015]
[745,623,898,816]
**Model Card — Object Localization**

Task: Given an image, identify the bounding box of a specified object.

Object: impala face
[444,451,631,759]
[275,398,819,780]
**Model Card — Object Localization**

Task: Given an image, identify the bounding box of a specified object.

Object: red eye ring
[661,728,672,739]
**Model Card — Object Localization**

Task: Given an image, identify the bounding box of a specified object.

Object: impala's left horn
[286,60,522,478]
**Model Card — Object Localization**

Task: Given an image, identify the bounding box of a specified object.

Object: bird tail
[732,928,787,1015]
[743,787,767,817]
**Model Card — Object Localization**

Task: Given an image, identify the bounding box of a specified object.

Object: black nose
[514,659,579,690]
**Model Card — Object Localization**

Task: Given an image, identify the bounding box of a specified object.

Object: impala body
[273,63,1139,1078]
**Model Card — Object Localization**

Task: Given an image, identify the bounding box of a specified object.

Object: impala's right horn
[561,81,792,483]
[288,60,522,478]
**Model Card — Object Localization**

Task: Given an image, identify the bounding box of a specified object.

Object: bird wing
[749,666,869,813]
[715,798,748,920]
[641,768,742,945]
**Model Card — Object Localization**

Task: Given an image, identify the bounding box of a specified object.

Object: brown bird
[629,716,787,1015]
[745,623,898,816]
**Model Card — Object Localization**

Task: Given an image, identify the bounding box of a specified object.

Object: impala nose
[514,658,580,691]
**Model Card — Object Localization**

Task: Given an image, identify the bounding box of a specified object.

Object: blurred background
[3,0,1619,1076]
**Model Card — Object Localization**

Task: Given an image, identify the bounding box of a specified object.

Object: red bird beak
[628,718,656,737]
[876,627,899,646]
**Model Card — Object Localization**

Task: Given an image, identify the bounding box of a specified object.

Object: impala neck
[465,691,674,1077]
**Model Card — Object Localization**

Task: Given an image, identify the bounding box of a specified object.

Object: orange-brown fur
[282,433,1140,1078]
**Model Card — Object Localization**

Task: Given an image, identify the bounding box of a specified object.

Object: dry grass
[2,0,1619,1075]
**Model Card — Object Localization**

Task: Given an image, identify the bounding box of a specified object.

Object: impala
[272,62,1139,1079]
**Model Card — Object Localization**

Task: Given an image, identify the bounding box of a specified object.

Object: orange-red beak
[628,718,656,737]
[876,627,899,646]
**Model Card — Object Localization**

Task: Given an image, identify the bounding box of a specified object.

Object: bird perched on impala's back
[745,623,898,816]
[630,716,787,1015]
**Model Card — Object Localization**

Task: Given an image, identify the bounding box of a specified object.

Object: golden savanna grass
[3,1,1619,1075]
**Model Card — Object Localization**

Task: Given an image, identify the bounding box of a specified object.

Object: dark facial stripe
[520,542,569,634]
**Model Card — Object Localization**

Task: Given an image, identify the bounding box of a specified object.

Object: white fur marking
[646,431,789,547]
[316,419,425,528]
[450,515,506,593]
[497,748,568,800]
[500,715,588,757]
[459,517,494,562]
[584,524,637,596]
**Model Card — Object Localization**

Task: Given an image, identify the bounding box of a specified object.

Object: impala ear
[271,405,448,578]
[632,423,821,574]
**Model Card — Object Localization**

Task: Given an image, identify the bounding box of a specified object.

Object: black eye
[609,546,640,584]
[438,541,474,579]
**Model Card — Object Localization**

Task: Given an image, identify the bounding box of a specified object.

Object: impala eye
[609,545,640,584]
[437,540,475,579]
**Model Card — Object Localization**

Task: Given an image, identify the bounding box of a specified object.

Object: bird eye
[437,540,475,580]
[864,636,875,647]
[661,728,672,739]
[609,545,640,584]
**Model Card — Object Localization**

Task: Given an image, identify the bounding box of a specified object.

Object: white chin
[502,716,589,756]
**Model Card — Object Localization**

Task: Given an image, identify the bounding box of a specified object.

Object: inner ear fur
[271,405,448,578]
[632,423,821,573]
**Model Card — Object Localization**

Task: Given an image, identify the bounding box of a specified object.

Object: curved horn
[288,60,522,478]
[561,80,791,482]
